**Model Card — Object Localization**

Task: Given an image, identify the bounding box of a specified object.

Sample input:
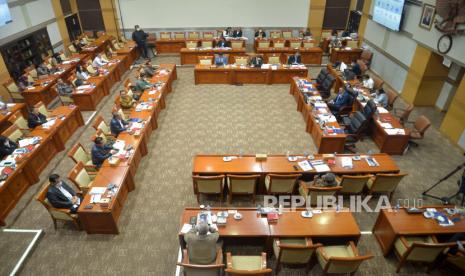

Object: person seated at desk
[313,173,338,187]
[232,28,242,38]
[0,136,18,159]
[91,137,115,169]
[255,29,266,38]
[371,88,388,108]
[341,29,351,37]
[214,53,228,66]
[216,37,229,48]
[184,221,220,265]
[327,87,352,113]
[141,60,155,77]
[37,62,51,77]
[72,40,83,52]
[47,174,81,213]
[110,112,130,136]
[17,75,33,92]
[249,55,263,68]
[222,27,232,37]
[287,51,302,65]
[75,65,90,86]
[119,90,135,109]
[56,78,73,96]
[350,60,362,76]
[361,74,374,90]
[302,27,312,37]
[27,106,47,129]
[448,233,465,255]
[92,53,108,68]
[331,29,339,38]
[134,73,153,91]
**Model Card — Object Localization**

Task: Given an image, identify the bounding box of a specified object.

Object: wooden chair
[67,143,96,171]
[303,41,315,48]
[68,161,97,192]
[174,32,185,39]
[201,40,213,48]
[234,56,248,66]
[203,32,214,39]
[226,174,259,204]
[225,252,272,275]
[258,41,270,48]
[34,101,50,117]
[267,55,281,65]
[87,64,97,75]
[366,173,408,201]
[91,129,112,145]
[290,40,302,48]
[373,75,384,90]
[96,31,105,38]
[36,183,81,230]
[265,174,300,196]
[231,41,244,49]
[59,50,69,61]
[273,40,285,48]
[337,175,371,194]
[159,32,171,39]
[198,56,214,65]
[393,104,414,126]
[347,40,359,48]
[445,250,465,272]
[2,78,24,102]
[321,30,332,40]
[273,237,321,274]
[8,110,29,133]
[393,235,452,273]
[68,44,78,54]
[357,60,368,75]
[385,87,398,111]
[316,241,373,275]
[298,182,342,206]
[186,41,198,48]
[92,116,115,140]
[188,32,200,39]
[192,175,225,203]
[51,84,73,106]
[406,115,431,148]
[270,30,282,38]
[360,50,373,66]
[177,248,224,276]
[2,124,24,143]
[282,30,293,39]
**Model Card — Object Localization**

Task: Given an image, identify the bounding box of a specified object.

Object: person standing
[132,25,149,58]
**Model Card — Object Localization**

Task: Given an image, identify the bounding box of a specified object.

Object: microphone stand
[422,162,465,205]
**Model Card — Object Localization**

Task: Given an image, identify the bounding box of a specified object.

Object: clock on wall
[437,34,452,54]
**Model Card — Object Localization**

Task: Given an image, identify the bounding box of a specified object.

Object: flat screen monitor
[0,0,12,27]
[372,0,405,31]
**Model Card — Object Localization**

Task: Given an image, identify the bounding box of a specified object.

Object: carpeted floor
[1,54,463,276]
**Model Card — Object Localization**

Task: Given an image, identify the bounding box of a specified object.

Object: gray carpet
[0,54,463,276]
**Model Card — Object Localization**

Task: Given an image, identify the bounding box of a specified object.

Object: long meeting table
[180,47,246,65]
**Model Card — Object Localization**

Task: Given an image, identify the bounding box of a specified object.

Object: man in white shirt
[46,174,81,213]
[362,74,374,90]
[92,53,107,68]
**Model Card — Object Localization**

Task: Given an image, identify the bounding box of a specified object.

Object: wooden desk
[180,48,246,65]
[329,48,363,64]
[0,103,28,132]
[156,39,187,53]
[116,41,140,66]
[78,166,134,234]
[256,47,323,65]
[373,208,465,256]
[81,35,112,58]
[194,65,308,85]
[193,155,262,175]
[254,38,316,50]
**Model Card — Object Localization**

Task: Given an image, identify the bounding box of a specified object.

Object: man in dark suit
[350,60,362,76]
[232,28,242,38]
[216,37,229,48]
[255,29,266,38]
[27,106,47,129]
[110,112,129,136]
[327,87,352,113]
[91,137,114,169]
[46,174,81,213]
[249,55,263,68]
[287,51,302,65]
[132,25,149,58]
[0,136,18,159]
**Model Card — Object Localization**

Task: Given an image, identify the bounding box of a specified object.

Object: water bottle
[394,203,400,213]
[286,151,290,159]
[278,204,283,215]
[206,205,211,214]
[336,204,340,213]
[239,149,243,158]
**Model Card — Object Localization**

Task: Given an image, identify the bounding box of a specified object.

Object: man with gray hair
[184,221,219,264]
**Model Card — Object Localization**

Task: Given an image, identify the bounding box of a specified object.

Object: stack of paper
[298,160,313,171]
[113,140,126,151]
[261,64,271,69]
[377,107,389,113]
[314,102,327,108]
[385,128,406,135]
[341,157,353,169]
[380,122,393,129]
[310,160,330,172]
[180,223,192,234]
[42,119,56,129]
[18,137,40,147]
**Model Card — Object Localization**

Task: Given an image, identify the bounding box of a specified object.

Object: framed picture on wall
[419,4,435,30]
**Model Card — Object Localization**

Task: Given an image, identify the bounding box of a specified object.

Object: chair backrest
[34,101,49,117]
[290,41,302,48]
[231,41,243,49]
[3,78,21,95]
[357,60,367,74]
[92,116,111,134]
[307,186,342,205]
[8,111,29,130]
[68,44,77,53]
[68,143,91,165]
[282,30,293,38]
[68,162,93,189]
[2,124,23,143]
[270,31,282,38]
[160,32,171,39]
[228,174,259,193]
[36,183,75,221]
[267,55,281,65]
[370,173,407,193]
[258,41,270,48]
[188,32,199,39]
[321,30,332,39]
[414,116,431,137]
[234,56,248,66]
[325,253,373,274]
[198,56,213,65]
[303,41,314,48]
[361,50,373,63]
[186,41,198,48]
[273,41,285,48]
[203,32,214,39]
[385,87,398,110]
[363,99,377,119]
[399,104,414,125]
[267,174,300,193]
[201,40,213,48]
[174,32,185,39]
[339,175,371,194]
[346,40,358,48]
[87,65,97,74]
[406,242,450,262]
[28,68,38,79]
[316,68,329,84]
[277,238,319,264]
[193,175,225,194]
[373,75,384,90]
[348,111,369,136]
[177,263,224,276]
[92,129,108,144]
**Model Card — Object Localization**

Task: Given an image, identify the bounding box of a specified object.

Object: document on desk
[314,102,327,108]
[180,223,192,234]
[385,128,405,135]
[310,160,330,172]
[298,160,313,171]
[377,107,389,113]
[380,122,393,129]
[113,140,126,151]
[89,187,106,195]
[341,157,353,169]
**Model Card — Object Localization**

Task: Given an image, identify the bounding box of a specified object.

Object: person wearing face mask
[255,28,266,38]
[0,135,18,159]
[46,174,81,213]
[287,51,302,65]
[132,25,149,58]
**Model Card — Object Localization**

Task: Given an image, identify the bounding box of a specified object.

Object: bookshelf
[0,28,53,80]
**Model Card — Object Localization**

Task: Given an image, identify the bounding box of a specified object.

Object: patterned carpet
[0,54,463,276]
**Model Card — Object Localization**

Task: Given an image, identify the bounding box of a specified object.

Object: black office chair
[318,75,335,99]
[343,112,369,153]
[314,68,329,86]
[335,87,357,118]
[362,99,377,120]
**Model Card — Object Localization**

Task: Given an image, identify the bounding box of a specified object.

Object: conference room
[0,0,465,275]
